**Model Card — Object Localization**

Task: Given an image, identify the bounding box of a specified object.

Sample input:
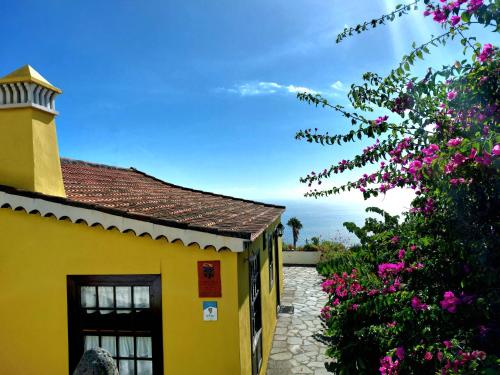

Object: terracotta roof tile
[60,158,284,240]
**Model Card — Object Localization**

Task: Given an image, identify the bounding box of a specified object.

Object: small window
[67,275,163,374]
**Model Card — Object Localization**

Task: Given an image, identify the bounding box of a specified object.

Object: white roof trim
[0,190,247,252]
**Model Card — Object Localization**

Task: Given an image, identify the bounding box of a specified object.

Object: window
[268,233,274,291]
[67,275,163,375]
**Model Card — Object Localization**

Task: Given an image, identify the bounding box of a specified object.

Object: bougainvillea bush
[297,0,499,373]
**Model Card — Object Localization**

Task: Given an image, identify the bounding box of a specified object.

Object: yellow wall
[0,208,246,375]
[237,219,283,375]
[0,107,66,197]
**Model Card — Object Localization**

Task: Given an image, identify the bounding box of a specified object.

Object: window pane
[119,336,134,358]
[133,287,150,308]
[119,360,135,375]
[137,360,153,375]
[81,287,96,308]
[136,337,152,358]
[84,335,99,351]
[98,286,114,308]
[101,336,116,356]
[99,309,113,315]
[116,287,132,308]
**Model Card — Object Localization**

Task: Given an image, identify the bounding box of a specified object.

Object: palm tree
[286,217,303,250]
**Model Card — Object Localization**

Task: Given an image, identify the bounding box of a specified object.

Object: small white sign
[203,301,218,321]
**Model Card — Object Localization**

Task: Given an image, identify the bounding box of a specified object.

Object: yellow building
[0,65,285,375]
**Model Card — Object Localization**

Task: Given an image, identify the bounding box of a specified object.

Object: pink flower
[423,156,436,165]
[492,144,500,156]
[408,160,423,175]
[410,245,417,251]
[398,249,405,259]
[478,43,494,62]
[351,304,359,311]
[406,81,414,90]
[447,137,463,147]
[432,8,447,23]
[379,356,400,375]
[440,291,461,313]
[378,262,405,278]
[422,144,440,156]
[475,151,492,166]
[374,115,389,125]
[424,352,433,361]
[447,90,457,100]
[467,0,484,13]
[391,236,400,244]
[450,15,461,26]
[443,340,452,349]
[396,347,405,361]
[411,296,428,311]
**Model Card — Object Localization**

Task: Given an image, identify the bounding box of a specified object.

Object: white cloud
[331,80,347,91]
[286,85,319,95]
[219,81,318,96]
[218,80,350,98]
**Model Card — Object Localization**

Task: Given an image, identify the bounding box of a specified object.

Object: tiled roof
[60,158,285,240]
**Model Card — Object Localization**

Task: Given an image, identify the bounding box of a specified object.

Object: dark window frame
[67,275,163,375]
[248,253,263,375]
[268,233,275,291]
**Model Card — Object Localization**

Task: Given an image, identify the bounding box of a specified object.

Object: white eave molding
[0,190,247,252]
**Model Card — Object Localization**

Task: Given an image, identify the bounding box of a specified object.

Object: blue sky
[1,1,494,210]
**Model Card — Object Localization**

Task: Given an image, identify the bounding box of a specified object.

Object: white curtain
[84,335,99,351]
[98,286,114,313]
[137,360,153,375]
[119,336,134,358]
[133,287,150,308]
[116,287,132,314]
[116,287,132,307]
[101,336,116,356]
[136,337,152,358]
[81,287,96,308]
[119,360,135,375]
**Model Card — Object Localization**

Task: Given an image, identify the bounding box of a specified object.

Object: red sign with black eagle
[197,260,222,298]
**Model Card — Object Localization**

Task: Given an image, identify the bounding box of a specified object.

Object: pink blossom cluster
[422,144,440,165]
[320,305,332,320]
[424,0,483,26]
[411,296,429,311]
[374,115,389,126]
[478,43,494,62]
[439,349,487,374]
[440,291,474,313]
[379,355,400,375]
[445,145,498,175]
[321,269,363,311]
[380,347,404,375]
[378,262,405,278]
[466,0,484,13]
[446,137,463,147]
[410,197,435,215]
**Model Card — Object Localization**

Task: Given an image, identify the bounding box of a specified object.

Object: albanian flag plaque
[197,260,222,298]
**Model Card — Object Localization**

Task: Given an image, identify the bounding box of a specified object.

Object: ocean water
[276,199,367,246]
[275,195,411,246]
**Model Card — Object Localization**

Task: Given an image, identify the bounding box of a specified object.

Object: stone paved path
[267,266,329,375]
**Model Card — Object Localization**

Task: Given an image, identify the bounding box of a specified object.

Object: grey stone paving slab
[267,267,329,375]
